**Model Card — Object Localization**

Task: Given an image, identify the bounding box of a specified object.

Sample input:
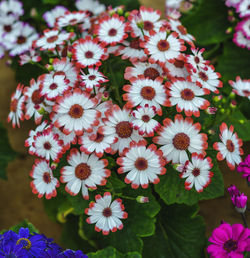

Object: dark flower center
[172,133,190,150]
[68,104,84,118]
[243,90,250,97]
[94,132,104,143]
[140,86,156,100]
[16,238,31,250]
[116,121,133,138]
[49,83,58,90]
[142,115,150,122]
[47,35,58,43]
[85,51,94,59]
[54,71,66,77]
[43,172,51,183]
[226,140,235,152]
[174,59,184,68]
[198,71,208,82]
[223,239,238,253]
[108,28,117,36]
[10,99,18,112]
[143,20,154,31]
[4,24,12,32]
[194,56,200,64]
[129,38,140,49]
[177,25,187,35]
[88,75,96,80]
[157,40,170,52]
[192,168,200,177]
[144,67,160,80]
[181,88,195,101]
[69,18,78,25]
[75,163,91,180]
[102,207,112,217]
[135,157,148,170]
[43,142,52,150]
[17,36,26,45]
[31,90,44,105]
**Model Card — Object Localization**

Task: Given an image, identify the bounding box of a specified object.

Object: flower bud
[206,107,217,114]
[208,129,215,135]
[136,196,149,203]
[225,27,233,34]
[213,95,222,102]
[228,185,239,196]
[51,162,58,170]
[37,107,45,115]
[230,100,237,108]
[231,193,247,213]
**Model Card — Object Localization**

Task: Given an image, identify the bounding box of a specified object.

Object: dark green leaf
[10,220,39,234]
[0,122,16,180]
[143,204,206,258]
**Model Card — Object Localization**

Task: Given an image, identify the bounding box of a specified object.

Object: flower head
[237,154,250,182]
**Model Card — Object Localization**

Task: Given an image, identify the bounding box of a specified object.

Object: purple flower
[57,249,88,258]
[207,223,250,257]
[228,185,239,196]
[237,154,250,182]
[231,193,247,213]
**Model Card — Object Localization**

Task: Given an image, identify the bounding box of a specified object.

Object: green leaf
[87,246,141,258]
[99,0,140,11]
[143,204,206,258]
[0,123,16,180]
[155,157,224,205]
[67,194,89,216]
[181,0,231,45]
[42,0,59,4]
[10,220,39,234]
[217,42,250,82]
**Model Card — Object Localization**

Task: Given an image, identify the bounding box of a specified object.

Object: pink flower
[207,223,250,257]
[237,155,250,182]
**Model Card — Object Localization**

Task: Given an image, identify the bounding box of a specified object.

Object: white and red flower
[60,148,110,199]
[30,159,59,199]
[43,5,68,28]
[179,153,214,192]
[85,192,127,234]
[117,141,166,188]
[72,36,108,68]
[233,30,250,50]
[236,18,250,40]
[165,79,210,117]
[56,10,89,27]
[164,56,189,79]
[7,83,25,128]
[229,76,250,99]
[52,88,101,135]
[75,0,105,16]
[236,0,250,18]
[213,123,243,170]
[19,48,41,66]
[153,114,208,164]
[123,76,167,115]
[186,48,209,73]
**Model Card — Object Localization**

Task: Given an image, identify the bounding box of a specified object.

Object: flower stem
[240,213,248,228]
[30,61,48,72]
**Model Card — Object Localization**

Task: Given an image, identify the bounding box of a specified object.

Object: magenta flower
[237,155,250,182]
[231,193,247,213]
[228,185,239,196]
[207,223,250,257]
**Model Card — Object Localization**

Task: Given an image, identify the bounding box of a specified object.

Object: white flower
[43,6,68,27]
[229,76,250,100]
[56,10,89,27]
[75,0,105,16]
[236,0,250,18]
[0,0,24,18]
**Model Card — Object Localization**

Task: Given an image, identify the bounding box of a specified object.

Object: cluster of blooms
[0,0,39,59]
[225,0,250,50]
[207,222,250,257]
[228,184,247,213]
[237,154,250,182]
[165,0,196,18]
[7,0,244,234]
[0,227,87,257]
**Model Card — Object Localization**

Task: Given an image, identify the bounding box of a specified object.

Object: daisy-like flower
[153,114,208,164]
[56,10,89,28]
[7,83,25,128]
[165,79,210,117]
[179,153,213,192]
[233,30,250,50]
[186,48,209,73]
[124,62,164,81]
[60,148,110,199]
[117,141,166,188]
[79,68,108,92]
[189,65,223,93]
[237,155,250,182]
[116,38,147,63]
[207,223,250,257]
[40,74,70,100]
[94,14,128,46]
[72,36,108,68]
[131,105,160,136]
[19,48,41,66]
[123,75,167,115]
[23,78,45,124]
[0,15,18,40]
[164,56,189,79]
[225,0,241,7]
[52,88,100,136]
[128,6,163,38]
[213,123,243,170]
[0,0,24,18]
[30,159,59,199]
[236,18,250,40]
[99,105,145,155]
[85,192,127,234]
[141,30,186,65]
[236,0,250,18]
[43,6,68,28]
[33,127,64,162]
[168,18,195,46]
[34,28,73,51]
[75,0,105,16]
[229,76,250,99]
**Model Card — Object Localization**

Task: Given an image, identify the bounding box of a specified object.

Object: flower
[7,83,25,128]
[233,30,250,50]
[117,141,166,188]
[30,159,59,199]
[186,47,209,73]
[164,56,189,79]
[57,249,88,258]
[180,153,214,192]
[60,148,110,199]
[0,0,24,18]
[56,10,89,28]
[85,192,127,235]
[19,48,41,66]
[213,123,243,170]
[236,18,250,41]
[75,0,105,16]
[153,114,208,164]
[207,223,250,257]
[228,185,248,213]
[43,5,68,28]
[229,76,250,100]
[236,0,250,18]
[228,184,240,196]
[136,196,149,203]
[237,154,250,182]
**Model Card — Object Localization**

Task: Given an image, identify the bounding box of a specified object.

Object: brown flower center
[54,71,66,77]
[143,20,154,31]
[31,90,44,105]
[172,133,190,150]
[157,40,170,52]
[49,83,58,90]
[75,163,91,180]
[10,99,18,112]
[108,28,117,36]
[85,51,94,59]
[129,38,140,49]
[88,75,96,80]
[140,86,156,100]
[68,104,84,118]
[177,25,187,35]
[43,172,51,183]
[226,140,235,152]
[134,157,148,170]
[144,67,160,80]
[94,132,104,143]
[194,56,200,64]
[102,207,112,217]
[192,168,200,177]
[142,115,150,122]
[116,121,133,138]
[47,35,58,43]
[17,36,26,45]
[174,59,184,68]
[181,88,195,101]
[223,239,238,253]
[198,71,208,82]
[4,25,12,32]
[43,142,52,150]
